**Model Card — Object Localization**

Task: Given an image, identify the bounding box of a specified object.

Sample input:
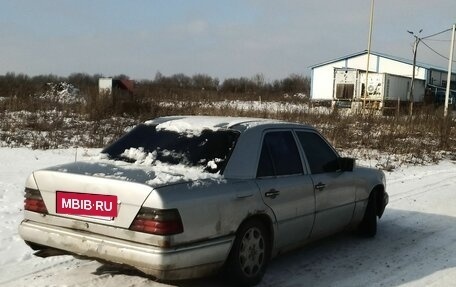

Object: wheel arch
[236,213,275,254]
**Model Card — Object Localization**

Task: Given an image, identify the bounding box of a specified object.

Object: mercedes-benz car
[19,116,388,286]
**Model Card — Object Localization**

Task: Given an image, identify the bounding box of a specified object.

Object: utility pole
[444,23,455,117]
[364,0,375,112]
[407,29,422,116]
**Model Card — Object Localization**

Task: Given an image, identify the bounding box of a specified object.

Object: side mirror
[339,157,355,172]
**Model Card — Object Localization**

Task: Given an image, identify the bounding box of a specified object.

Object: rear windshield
[101,124,240,174]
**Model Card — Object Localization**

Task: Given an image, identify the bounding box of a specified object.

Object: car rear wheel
[358,191,377,237]
[225,219,270,286]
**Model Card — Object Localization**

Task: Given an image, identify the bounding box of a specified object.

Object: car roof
[144,115,313,132]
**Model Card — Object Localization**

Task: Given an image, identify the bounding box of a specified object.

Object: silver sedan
[19,116,388,286]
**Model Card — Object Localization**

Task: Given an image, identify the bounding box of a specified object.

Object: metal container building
[310,51,455,109]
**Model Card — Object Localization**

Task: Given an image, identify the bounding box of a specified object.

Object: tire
[225,219,270,286]
[358,191,377,237]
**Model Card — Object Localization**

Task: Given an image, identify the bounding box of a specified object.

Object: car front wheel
[225,219,270,286]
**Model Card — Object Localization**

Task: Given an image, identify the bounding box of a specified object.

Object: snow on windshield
[98,122,239,186]
[145,158,223,187]
[102,124,238,170]
[121,147,158,165]
[94,147,224,187]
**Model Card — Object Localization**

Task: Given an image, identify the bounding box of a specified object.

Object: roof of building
[310,50,449,72]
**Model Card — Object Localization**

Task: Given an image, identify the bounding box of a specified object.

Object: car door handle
[265,189,280,199]
[315,182,326,191]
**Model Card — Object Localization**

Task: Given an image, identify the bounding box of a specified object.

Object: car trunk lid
[32,164,155,229]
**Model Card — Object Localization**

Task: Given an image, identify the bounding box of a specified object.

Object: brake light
[130,207,183,235]
[24,188,48,214]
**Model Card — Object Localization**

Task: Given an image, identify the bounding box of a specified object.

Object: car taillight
[130,207,183,235]
[24,188,48,214]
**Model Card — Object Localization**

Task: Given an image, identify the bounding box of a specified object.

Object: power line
[422,28,452,40]
[425,38,451,42]
[421,39,456,63]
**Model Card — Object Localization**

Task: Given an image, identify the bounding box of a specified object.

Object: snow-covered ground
[1,147,456,286]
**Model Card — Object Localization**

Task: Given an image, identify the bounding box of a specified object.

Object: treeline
[1,73,455,157]
[148,72,308,94]
[0,72,310,102]
[0,72,100,98]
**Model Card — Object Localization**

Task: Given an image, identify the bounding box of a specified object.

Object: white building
[98,77,135,98]
[310,51,456,109]
[99,78,114,95]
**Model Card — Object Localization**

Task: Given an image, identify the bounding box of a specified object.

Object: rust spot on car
[158,238,171,248]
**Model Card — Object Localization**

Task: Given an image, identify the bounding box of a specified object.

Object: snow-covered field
[1,147,456,287]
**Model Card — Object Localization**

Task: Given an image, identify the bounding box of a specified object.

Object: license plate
[56,191,118,218]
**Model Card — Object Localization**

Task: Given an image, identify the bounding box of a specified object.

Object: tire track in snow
[0,258,172,287]
[0,257,77,286]
[387,166,455,185]
[387,169,456,203]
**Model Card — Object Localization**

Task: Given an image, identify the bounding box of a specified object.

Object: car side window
[296,131,339,174]
[257,131,303,177]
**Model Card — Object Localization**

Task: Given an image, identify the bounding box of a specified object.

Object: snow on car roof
[144,115,283,136]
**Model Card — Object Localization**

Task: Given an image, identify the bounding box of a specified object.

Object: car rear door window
[257,131,303,177]
[296,131,339,174]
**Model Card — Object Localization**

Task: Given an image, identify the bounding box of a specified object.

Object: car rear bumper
[19,220,234,280]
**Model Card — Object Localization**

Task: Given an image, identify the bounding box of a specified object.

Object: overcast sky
[1,0,455,81]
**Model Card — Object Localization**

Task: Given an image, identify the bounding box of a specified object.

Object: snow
[146,116,237,137]
[121,147,158,165]
[95,147,224,186]
[147,115,272,137]
[112,146,224,186]
[40,82,84,104]
[1,147,456,286]
[144,160,224,187]
[206,100,333,115]
[154,119,214,137]
[156,100,330,115]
